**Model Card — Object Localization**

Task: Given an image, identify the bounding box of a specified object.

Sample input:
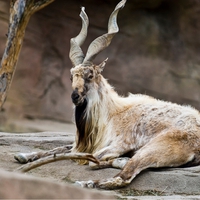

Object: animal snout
[71,91,80,102]
[71,90,85,106]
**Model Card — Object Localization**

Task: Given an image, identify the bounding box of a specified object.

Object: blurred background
[0,0,200,132]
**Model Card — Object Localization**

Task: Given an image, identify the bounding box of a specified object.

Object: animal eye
[70,75,73,82]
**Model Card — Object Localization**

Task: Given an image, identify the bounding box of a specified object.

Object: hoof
[14,152,37,164]
[14,153,28,164]
[112,157,129,169]
[74,180,95,188]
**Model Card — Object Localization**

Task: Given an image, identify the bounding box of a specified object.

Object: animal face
[70,60,107,106]
[70,65,94,106]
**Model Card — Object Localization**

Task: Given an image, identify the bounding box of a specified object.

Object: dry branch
[16,153,99,173]
[0,0,54,109]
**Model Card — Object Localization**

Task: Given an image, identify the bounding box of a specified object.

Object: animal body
[15,0,200,189]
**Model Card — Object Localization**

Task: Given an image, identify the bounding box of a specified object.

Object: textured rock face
[0,0,200,127]
[0,169,114,199]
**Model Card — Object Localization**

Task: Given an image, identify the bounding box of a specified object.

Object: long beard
[75,98,88,146]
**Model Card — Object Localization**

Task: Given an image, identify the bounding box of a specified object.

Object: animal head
[69,0,126,106]
[70,60,107,106]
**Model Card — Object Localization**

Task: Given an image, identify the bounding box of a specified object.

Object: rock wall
[0,0,200,128]
[0,169,114,199]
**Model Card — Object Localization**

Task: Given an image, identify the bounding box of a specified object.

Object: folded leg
[89,157,130,169]
[88,144,133,169]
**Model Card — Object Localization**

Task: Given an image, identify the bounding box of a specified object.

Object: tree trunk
[0,0,54,109]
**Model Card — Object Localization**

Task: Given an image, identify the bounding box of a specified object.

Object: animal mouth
[72,95,86,106]
[74,98,85,106]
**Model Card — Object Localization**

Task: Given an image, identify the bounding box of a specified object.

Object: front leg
[14,145,73,164]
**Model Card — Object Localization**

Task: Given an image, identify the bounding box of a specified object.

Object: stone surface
[127,167,200,195]
[125,196,200,200]
[1,0,200,130]
[0,169,114,199]
[0,129,200,199]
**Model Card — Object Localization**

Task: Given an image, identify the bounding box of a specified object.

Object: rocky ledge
[0,131,200,199]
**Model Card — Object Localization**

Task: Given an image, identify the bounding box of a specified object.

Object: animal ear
[96,58,108,73]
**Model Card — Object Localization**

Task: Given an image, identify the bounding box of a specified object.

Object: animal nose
[71,91,80,101]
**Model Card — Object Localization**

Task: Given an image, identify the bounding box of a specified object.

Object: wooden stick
[16,153,99,172]
[0,0,54,109]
